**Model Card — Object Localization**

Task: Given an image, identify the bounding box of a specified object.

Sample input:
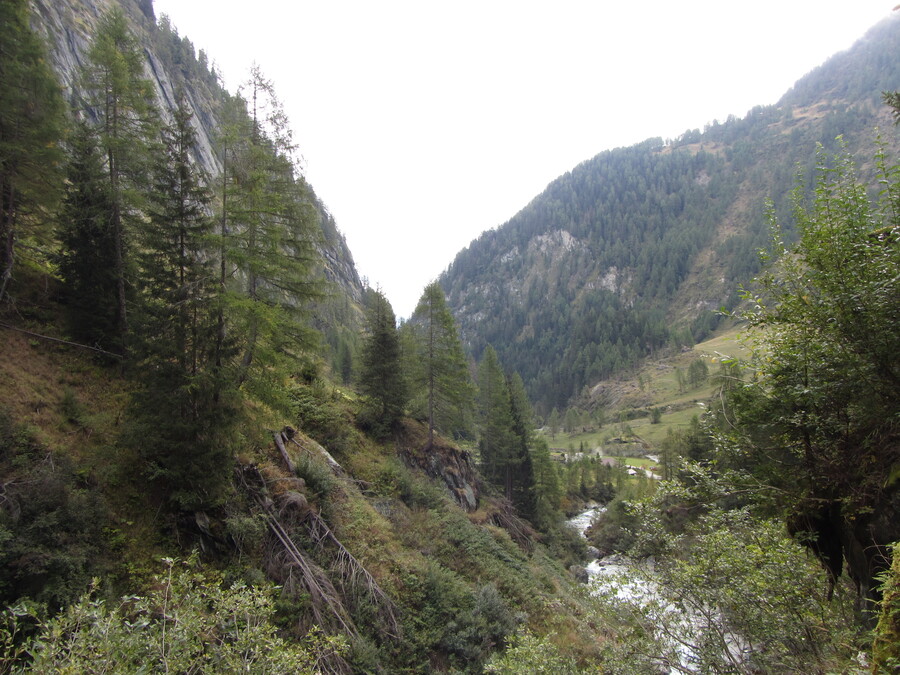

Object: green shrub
[872,542,900,673]
[397,563,520,674]
[59,387,90,431]
[1,556,347,673]
[291,382,355,456]
[0,413,109,608]
[295,452,335,501]
[485,630,590,674]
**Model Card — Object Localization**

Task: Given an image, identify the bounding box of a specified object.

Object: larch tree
[407,282,473,447]
[217,66,321,415]
[0,0,65,305]
[80,7,159,354]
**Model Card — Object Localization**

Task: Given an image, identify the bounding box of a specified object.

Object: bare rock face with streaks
[31,0,366,311]
[32,0,221,175]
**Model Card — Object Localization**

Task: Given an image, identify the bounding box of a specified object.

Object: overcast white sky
[151,0,894,318]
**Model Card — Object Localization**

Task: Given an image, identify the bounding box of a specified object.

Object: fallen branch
[0,321,122,359]
[303,508,400,638]
[235,465,355,641]
[265,513,356,637]
[273,430,296,474]
[489,497,537,552]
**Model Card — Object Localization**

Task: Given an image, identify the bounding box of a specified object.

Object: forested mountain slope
[440,14,900,413]
[31,0,365,329]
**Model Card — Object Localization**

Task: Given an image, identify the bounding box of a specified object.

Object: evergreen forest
[441,15,900,412]
[1,1,899,673]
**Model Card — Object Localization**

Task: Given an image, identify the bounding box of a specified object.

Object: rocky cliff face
[31,0,223,175]
[29,0,364,309]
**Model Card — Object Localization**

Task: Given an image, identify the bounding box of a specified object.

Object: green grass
[629,406,705,446]
[608,456,656,468]
[553,325,750,455]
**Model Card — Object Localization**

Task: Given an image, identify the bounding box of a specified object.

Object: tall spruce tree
[507,371,537,519]
[477,345,516,496]
[56,122,119,350]
[127,94,238,509]
[530,436,562,527]
[0,0,65,304]
[358,288,406,438]
[138,94,216,376]
[80,7,158,354]
[407,282,473,447]
[477,347,538,517]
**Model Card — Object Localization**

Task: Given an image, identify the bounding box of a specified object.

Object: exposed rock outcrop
[396,420,480,511]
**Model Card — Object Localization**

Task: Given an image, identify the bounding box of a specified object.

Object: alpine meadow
[2,1,900,673]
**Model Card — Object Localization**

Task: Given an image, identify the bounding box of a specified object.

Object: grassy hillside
[0,295,609,672]
[548,324,750,464]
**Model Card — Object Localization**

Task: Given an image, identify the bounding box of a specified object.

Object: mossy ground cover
[304,423,608,672]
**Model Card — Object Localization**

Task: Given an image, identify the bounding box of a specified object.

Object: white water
[567,506,746,674]
[566,504,605,535]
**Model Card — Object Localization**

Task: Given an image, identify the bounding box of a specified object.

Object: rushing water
[566,504,604,535]
[567,506,654,603]
[567,506,746,674]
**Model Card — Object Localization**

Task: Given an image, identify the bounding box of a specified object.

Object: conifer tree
[477,345,516,496]
[56,122,119,350]
[138,94,216,375]
[477,347,538,517]
[507,371,537,519]
[408,282,473,447]
[127,95,238,509]
[358,288,406,438]
[531,436,562,526]
[218,67,321,414]
[80,7,159,353]
[548,407,561,439]
[0,0,65,304]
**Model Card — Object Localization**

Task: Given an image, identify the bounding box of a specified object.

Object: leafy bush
[397,562,520,674]
[484,630,589,674]
[595,467,859,674]
[1,556,347,673]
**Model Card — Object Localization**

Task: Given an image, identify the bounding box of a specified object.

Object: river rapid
[567,506,745,674]
[567,505,646,601]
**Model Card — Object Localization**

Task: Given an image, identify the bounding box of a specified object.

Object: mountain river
[568,506,747,673]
